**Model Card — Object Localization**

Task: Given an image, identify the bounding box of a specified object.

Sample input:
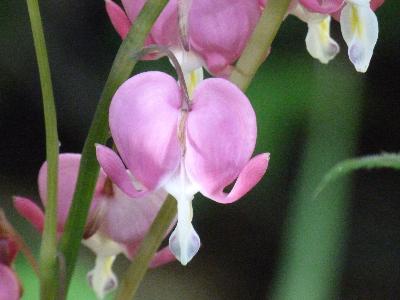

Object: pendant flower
[291,3,340,64]
[96,71,270,265]
[14,154,175,299]
[290,0,383,71]
[0,232,21,300]
[105,0,261,77]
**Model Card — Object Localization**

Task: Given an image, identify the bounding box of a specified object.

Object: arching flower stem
[178,0,192,51]
[133,45,191,109]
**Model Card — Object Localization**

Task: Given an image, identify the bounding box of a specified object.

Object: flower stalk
[229,0,292,91]
[58,0,170,292]
[26,0,59,298]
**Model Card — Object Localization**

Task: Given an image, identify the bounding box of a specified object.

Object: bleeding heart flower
[290,0,383,71]
[96,71,269,265]
[0,227,21,300]
[14,153,175,299]
[105,0,261,77]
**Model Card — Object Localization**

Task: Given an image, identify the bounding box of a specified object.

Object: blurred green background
[0,1,399,299]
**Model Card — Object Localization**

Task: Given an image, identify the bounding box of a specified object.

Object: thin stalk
[115,196,177,300]
[26,0,59,299]
[59,0,170,291]
[229,0,291,91]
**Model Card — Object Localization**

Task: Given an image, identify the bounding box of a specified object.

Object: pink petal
[13,197,44,232]
[105,0,131,39]
[299,0,344,14]
[259,0,267,8]
[185,78,260,203]
[148,0,180,46]
[100,186,169,244]
[95,145,145,197]
[109,71,181,191]
[0,239,19,266]
[0,265,20,300]
[38,153,104,228]
[149,246,176,268]
[121,0,146,24]
[371,0,384,11]
[188,0,261,75]
[207,153,269,203]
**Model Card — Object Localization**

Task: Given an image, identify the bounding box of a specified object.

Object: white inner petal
[165,161,200,265]
[82,231,125,257]
[340,2,378,72]
[185,67,204,98]
[306,16,340,64]
[170,47,205,76]
[87,255,118,299]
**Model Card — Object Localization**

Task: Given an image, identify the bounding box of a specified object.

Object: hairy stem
[26,0,59,298]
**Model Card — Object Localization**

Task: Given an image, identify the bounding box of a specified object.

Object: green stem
[59,0,170,291]
[26,0,59,299]
[115,196,177,300]
[229,0,291,91]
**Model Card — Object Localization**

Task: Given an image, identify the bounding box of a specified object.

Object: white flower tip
[305,17,340,64]
[87,256,118,299]
[340,2,378,73]
[169,223,200,265]
[349,44,370,72]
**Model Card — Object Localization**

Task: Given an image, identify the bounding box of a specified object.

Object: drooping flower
[258,0,383,70]
[96,71,269,265]
[291,3,340,64]
[14,153,175,299]
[0,221,21,300]
[290,0,383,71]
[339,0,380,72]
[105,0,261,77]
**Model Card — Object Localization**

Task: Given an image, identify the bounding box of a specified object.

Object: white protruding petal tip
[87,256,118,299]
[340,2,379,73]
[305,16,340,64]
[169,223,200,265]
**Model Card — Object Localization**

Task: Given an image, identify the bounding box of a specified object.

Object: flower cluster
[3,0,385,298]
[14,154,175,299]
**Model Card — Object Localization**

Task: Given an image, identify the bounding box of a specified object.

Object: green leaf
[314,153,400,199]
